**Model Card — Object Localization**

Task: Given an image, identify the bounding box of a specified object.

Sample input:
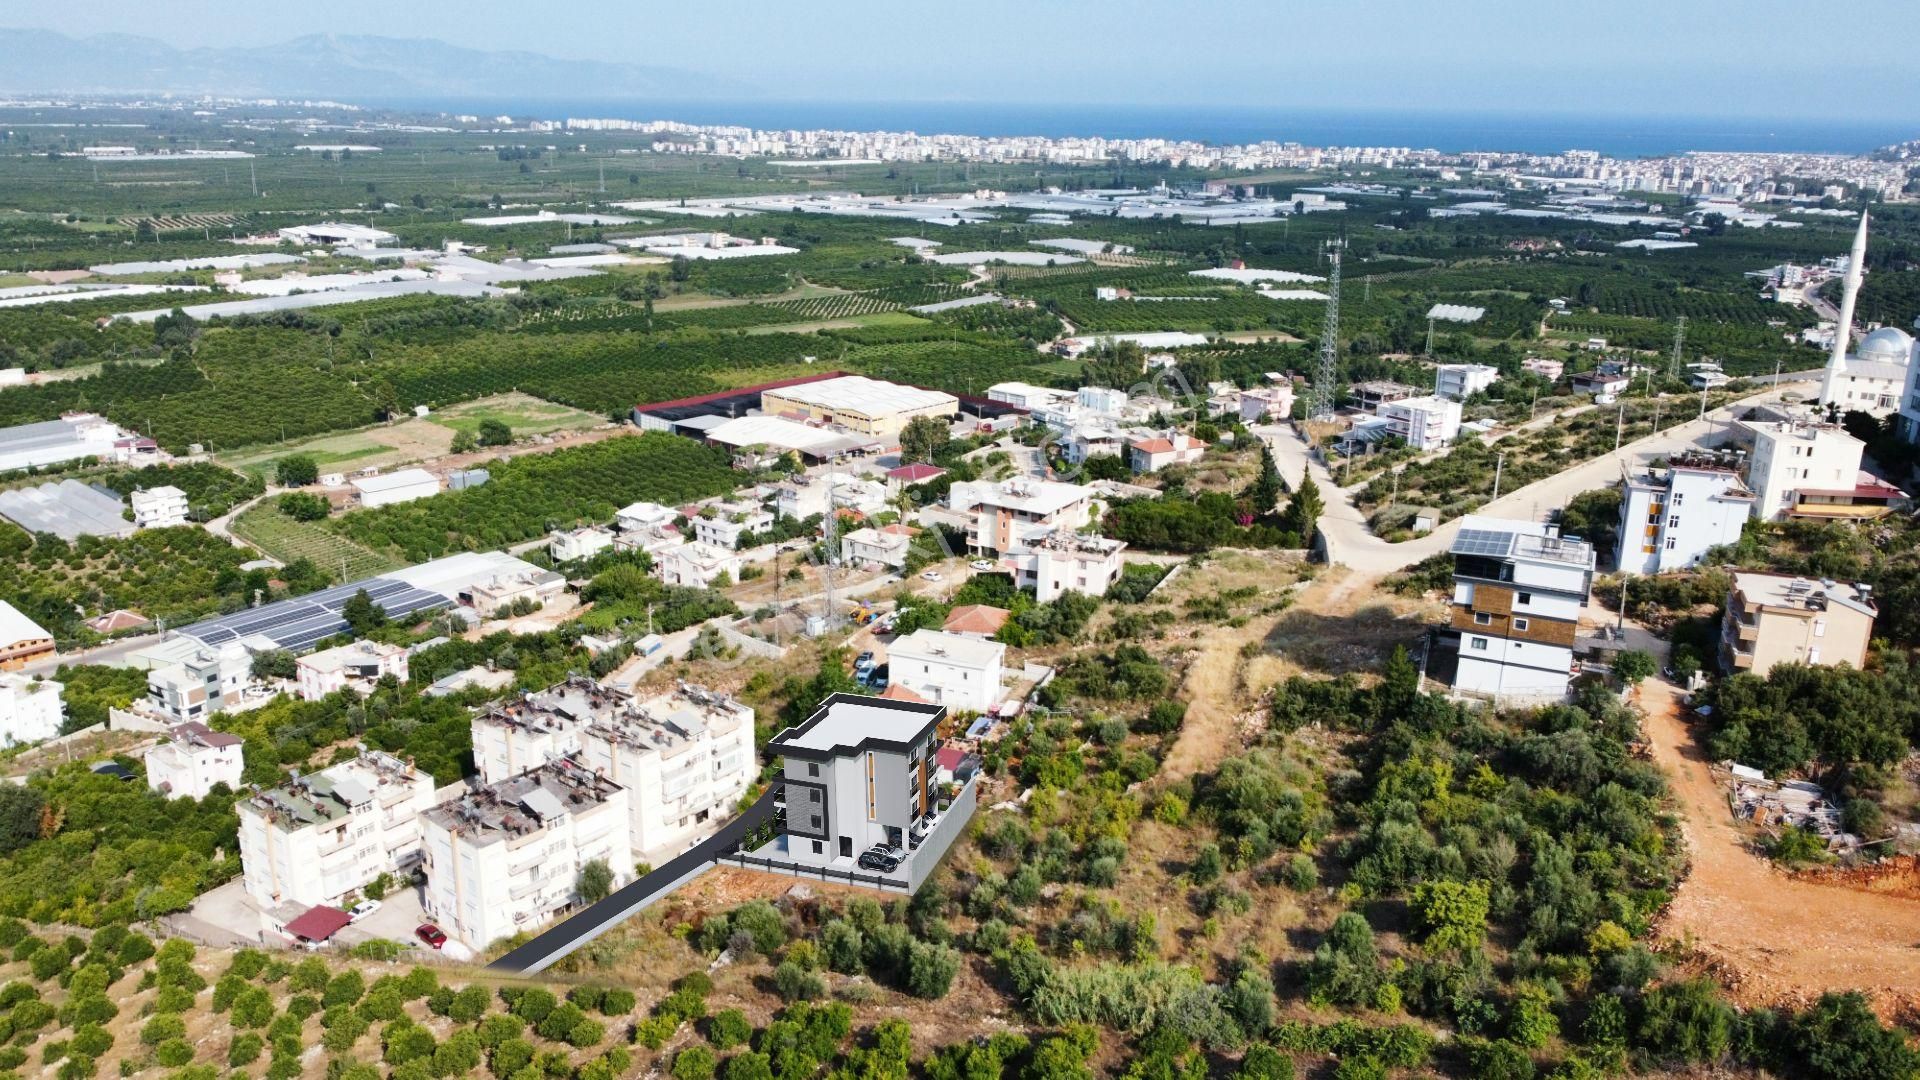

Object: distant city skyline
[12,0,1920,122]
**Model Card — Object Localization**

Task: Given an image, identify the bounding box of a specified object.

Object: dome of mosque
[1856,326,1914,364]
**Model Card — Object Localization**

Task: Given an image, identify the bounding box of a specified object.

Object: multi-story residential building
[1428,516,1595,702]
[769,693,945,865]
[419,758,631,950]
[550,525,616,563]
[0,601,55,672]
[1374,395,1463,450]
[145,643,253,723]
[1721,573,1876,677]
[1001,530,1128,603]
[1891,318,1920,447]
[130,485,189,529]
[692,502,775,550]
[653,541,744,588]
[474,678,757,856]
[986,382,1074,412]
[144,721,244,799]
[949,478,1097,555]
[1521,357,1565,381]
[237,751,437,908]
[1234,385,1295,423]
[296,640,410,702]
[615,501,677,533]
[467,568,567,617]
[886,630,1005,713]
[1434,364,1499,401]
[1128,432,1208,473]
[0,672,62,747]
[1614,454,1755,573]
[1742,419,1865,521]
[840,525,913,569]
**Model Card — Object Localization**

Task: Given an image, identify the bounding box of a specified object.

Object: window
[811,840,823,855]
[1517,592,1532,605]
[1668,515,1680,528]
[1665,538,1677,550]
[1513,617,1530,631]
[1672,492,1684,505]
[1473,612,1492,625]
[808,789,820,803]
[807,762,819,777]
[1470,637,1488,651]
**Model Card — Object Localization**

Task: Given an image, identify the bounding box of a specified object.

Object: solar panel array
[1452,527,1518,558]
[180,577,450,653]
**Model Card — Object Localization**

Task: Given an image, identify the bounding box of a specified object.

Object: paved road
[1257,375,1821,577]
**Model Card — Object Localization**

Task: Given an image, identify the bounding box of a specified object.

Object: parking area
[172,876,460,958]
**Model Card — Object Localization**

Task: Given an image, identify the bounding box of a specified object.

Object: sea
[374,98,1915,159]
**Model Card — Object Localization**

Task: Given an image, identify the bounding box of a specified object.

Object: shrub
[154,1039,195,1068]
[1238,1045,1294,1080]
[708,1008,752,1049]
[773,962,824,1002]
[227,1033,264,1067]
[1459,1038,1535,1080]
[69,1025,110,1058]
[475,1013,525,1049]
[490,1037,536,1077]
[450,984,491,1023]
[598,987,636,1016]
[535,1002,588,1042]
[673,1046,718,1080]
[141,1014,186,1046]
[324,971,366,1007]
[510,987,557,1025]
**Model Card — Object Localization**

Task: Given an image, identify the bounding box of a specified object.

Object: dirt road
[1640,679,1920,1011]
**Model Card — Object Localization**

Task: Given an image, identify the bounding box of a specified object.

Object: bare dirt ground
[1641,679,1920,1013]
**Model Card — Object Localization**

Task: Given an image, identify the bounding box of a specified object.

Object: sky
[12,0,1920,120]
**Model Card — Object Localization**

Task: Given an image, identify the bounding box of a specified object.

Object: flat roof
[769,693,944,759]
[762,375,957,417]
[352,468,439,494]
[953,478,1093,517]
[1451,515,1595,569]
[890,628,1006,669]
[703,415,869,456]
[1733,572,1875,617]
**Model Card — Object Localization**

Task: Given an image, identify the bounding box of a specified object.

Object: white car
[969,560,994,571]
[347,899,381,922]
[920,570,943,581]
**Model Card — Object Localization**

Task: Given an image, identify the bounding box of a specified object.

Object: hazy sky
[16,0,1920,118]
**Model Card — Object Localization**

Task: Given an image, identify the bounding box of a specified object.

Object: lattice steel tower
[1310,239,1344,421]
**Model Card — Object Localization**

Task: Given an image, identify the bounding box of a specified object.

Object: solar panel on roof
[174,574,451,652]
[1452,528,1517,557]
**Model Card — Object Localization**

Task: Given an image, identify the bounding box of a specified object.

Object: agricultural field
[229,502,405,581]
[425,393,608,440]
[218,422,456,482]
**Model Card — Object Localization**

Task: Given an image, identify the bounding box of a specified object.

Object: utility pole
[250,160,257,197]
[1669,315,1687,379]
[1309,238,1343,421]
[1614,402,1626,453]
[1364,275,1371,303]
[1491,452,1506,502]
[1425,316,1436,357]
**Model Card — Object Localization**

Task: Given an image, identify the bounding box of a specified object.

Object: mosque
[1821,212,1915,419]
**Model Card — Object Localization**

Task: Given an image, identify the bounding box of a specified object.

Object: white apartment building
[550,525,616,563]
[1002,530,1128,603]
[1063,427,1126,465]
[467,569,567,617]
[1434,364,1499,401]
[1614,455,1755,574]
[653,541,744,588]
[145,643,253,723]
[236,751,437,908]
[615,501,677,533]
[1892,319,1920,446]
[841,525,913,569]
[887,630,1006,713]
[474,678,756,856]
[143,721,244,799]
[1743,420,1865,520]
[0,673,62,747]
[420,759,631,950]
[295,640,410,701]
[692,502,774,550]
[1375,395,1464,450]
[949,478,1098,555]
[1235,385,1295,423]
[1077,386,1129,414]
[770,694,945,866]
[1431,516,1595,703]
[130,485,189,529]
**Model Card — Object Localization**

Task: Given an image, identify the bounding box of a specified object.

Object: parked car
[969,559,994,571]
[415,923,447,950]
[347,899,381,922]
[857,843,906,873]
[920,570,943,582]
[854,650,875,672]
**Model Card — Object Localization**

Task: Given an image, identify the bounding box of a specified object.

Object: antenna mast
[1310,239,1344,421]
[1669,315,1686,379]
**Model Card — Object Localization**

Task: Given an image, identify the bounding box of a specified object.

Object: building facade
[419,759,632,950]
[237,751,437,909]
[1743,420,1865,521]
[1434,364,1499,401]
[0,673,62,747]
[1000,530,1128,603]
[759,376,958,438]
[1429,516,1595,702]
[1721,573,1876,677]
[1128,433,1208,473]
[1614,455,1755,574]
[351,469,442,508]
[144,721,244,799]
[130,485,189,529]
[886,630,1006,714]
[295,640,410,702]
[1374,395,1463,450]
[0,602,55,672]
[145,643,253,723]
[949,478,1097,555]
[770,694,944,865]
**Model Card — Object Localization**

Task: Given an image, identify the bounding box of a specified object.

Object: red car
[415,923,447,950]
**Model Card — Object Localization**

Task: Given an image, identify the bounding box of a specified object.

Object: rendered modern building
[419,759,632,950]
[550,526,616,563]
[1000,530,1128,603]
[0,673,62,747]
[949,478,1098,555]
[653,541,744,588]
[1721,573,1876,677]
[236,751,437,908]
[840,525,913,569]
[1434,364,1499,401]
[1128,432,1208,473]
[0,602,54,672]
[692,502,774,550]
[1742,420,1866,521]
[768,694,946,867]
[145,643,254,722]
[886,630,1006,713]
[130,485,189,529]
[1374,395,1464,450]
[1428,516,1596,702]
[295,640,410,701]
[1614,454,1755,573]
[143,721,244,799]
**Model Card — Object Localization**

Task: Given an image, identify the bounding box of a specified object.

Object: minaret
[1822,210,1870,405]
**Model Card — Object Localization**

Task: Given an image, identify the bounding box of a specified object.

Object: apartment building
[1428,516,1596,702]
[949,478,1097,555]
[1614,454,1755,574]
[0,672,62,747]
[144,720,244,799]
[466,569,566,618]
[295,640,410,702]
[1721,573,1876,677]
[550,525,616,563]
[653,541,744,588]
[145,643,253,723]
[1743,420,1865,520]
[841,525,913,569]
[474,677,757,856]
[692,502,774,550]
[237,751,437,908]
[886,630,1006,714]
[1374,395,1464,450]
[1434,363,1499,401]
[419,758,631,950]
[1001,530,1128,603]
[770,694,945,865]
[130,485,189,529]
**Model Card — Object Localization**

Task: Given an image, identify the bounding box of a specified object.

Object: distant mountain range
[0,29,750,103]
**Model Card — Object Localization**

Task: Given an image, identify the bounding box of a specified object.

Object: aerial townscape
[3,6,1920,1080]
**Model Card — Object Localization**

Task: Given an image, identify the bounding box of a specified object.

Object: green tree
[1251,445,1284,516]
[1789,991,1920,1080]
[576,859,614,904]
[1612,649,1656,686]
[899,415,950,464]
[274,455,319,488]
[342,589,387,637]
[477,419,513,447]
[450,430,479,455]
[1409,879,1491,953]
[1280,471,1325,550]
[278,492,330,522]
